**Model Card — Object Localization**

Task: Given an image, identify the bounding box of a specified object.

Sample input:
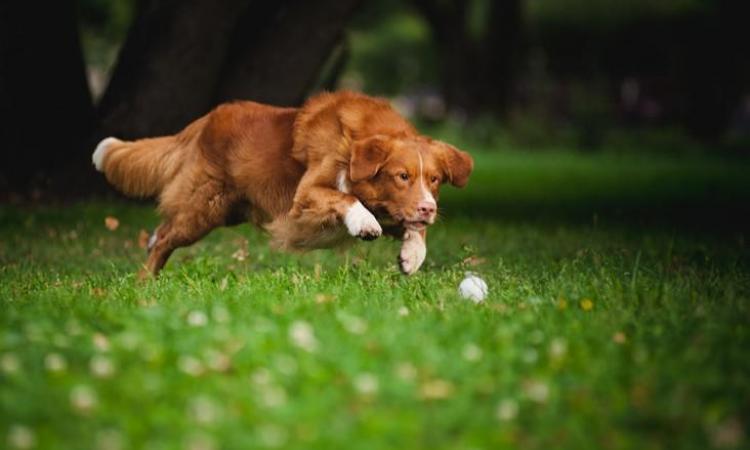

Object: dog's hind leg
[142,212,225,277]
[141,179,237,277]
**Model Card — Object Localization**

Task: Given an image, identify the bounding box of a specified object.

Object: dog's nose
[417,201,437,218]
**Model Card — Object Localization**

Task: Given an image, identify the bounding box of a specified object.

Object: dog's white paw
[399,230,426,275]
[344,201,382,240]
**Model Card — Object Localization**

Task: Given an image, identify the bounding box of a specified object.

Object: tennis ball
[458,273,488,303]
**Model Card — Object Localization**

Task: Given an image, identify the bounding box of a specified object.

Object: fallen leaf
[104,216,119,231]
[315,293,334,304]
[419,379,454,400]
[462,255,487,266]
[231,248,248,262]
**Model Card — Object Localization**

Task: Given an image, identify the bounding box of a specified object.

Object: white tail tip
[92,137,121,172]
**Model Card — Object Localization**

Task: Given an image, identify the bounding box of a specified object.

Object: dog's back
[94,101,304,223]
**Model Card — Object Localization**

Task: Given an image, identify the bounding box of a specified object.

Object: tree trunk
[680,0,750,140]
[412,0,522,117]
[214,0,362,106]
[0,0,94,194]
[98,0,362,140]
[96,0,249,139]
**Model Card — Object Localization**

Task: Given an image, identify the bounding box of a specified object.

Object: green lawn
[1,149,749,450]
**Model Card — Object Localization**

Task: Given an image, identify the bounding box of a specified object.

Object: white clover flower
[65,320,83,336]
[44,353,67,373]
[90,355,116,379]
[496,399,519,421]
[257,424,287,448]
[521,348,538,364]
[337,313,367,335]
[178,355,205,377]
[524,380,550,403]
[184,432,216,450]
[260,385,288,408]
[549,338,567,360]
[7,424,35,449]
[187,310,208,327]
[204,350,231,372]
[52,334,70,348]
[211,305,231,324]
[353,373,379,395]
[274,355,298,376]
[188,396,221,425]
[529,329,545,345]
[397,306,410,317]
[251,368,272,386]
[92,333,110,352]
[288,321,318,352]
[95,428,124,450]
[395,362,417,381]
[116,332,139,351]
[70,384,97,413]
[462,343,483,362]
[1,353,21,375]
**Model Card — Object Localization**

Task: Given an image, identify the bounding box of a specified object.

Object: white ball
[458,273,488,303]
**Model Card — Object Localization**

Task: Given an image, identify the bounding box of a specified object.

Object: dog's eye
[430,176,439,184]
[399,172,409,181]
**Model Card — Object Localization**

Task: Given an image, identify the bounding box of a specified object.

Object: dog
[93,91,473,276]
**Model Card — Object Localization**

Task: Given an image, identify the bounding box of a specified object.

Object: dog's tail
[92,117,209,197]
[92,135,184,197]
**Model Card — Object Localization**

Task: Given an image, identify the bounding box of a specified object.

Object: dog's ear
[432,141,474,188]
[350,135,391,182]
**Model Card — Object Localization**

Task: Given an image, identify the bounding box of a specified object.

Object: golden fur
[95,91,473,276]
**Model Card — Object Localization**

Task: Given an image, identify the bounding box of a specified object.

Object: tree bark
[214,0,362,106]
[98,0,363,140]
[412,0,522,117]
[0,0,94,193]
[96,0,249,139]
[680,0,750,140]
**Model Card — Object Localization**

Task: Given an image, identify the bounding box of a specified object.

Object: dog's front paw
[344,201,382,240]
[398,230,426,275]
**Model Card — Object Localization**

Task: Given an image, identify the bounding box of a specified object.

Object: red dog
[93,91,473,276]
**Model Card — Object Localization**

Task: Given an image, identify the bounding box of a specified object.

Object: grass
[1,147,749,450]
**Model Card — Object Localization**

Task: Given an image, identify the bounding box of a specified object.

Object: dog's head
[348,135,474,231]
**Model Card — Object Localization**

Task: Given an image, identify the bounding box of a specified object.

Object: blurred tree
[529,0,750,141]
[95,0,248,138]
[679,0,750,140]
[98,0,362,139]
[411,0,522,116]
[213,1,361,106]
[0,0,94,192]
